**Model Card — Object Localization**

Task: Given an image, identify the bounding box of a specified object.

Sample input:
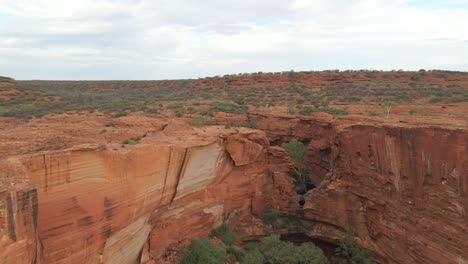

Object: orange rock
[0,119,296,263]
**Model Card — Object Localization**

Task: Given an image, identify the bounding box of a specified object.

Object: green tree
[242,248,265,264]
[282,139,308,187]
[335,232,375,264]
[211,224,236,246]
[382,101,397,118]
[252,235,327,264]
[182,239,226,264]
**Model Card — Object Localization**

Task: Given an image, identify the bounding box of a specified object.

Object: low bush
[181,239,226,264]
[320,107,348,116]
[254,235,327,264]
[121,135,143,145]
[211,224,236,246]
[189,116,208,127]
[227,246,245,262]
[299,106,314,115]
[263,207,278,225]
[408,108,424,115]
[210,101,247,114]
[335,232,375,264]
[248,120,257,129]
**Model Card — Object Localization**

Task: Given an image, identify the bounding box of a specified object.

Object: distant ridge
[0,76,16,87]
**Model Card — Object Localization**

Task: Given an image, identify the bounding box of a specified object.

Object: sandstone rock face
[245,112,468,264]
[0,130,293,264]
[1,110,467,264]
[249,112,335,185]
[0,159,40,264]
[303,125,468,264]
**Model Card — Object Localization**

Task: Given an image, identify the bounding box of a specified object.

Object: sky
[0,0,467,80]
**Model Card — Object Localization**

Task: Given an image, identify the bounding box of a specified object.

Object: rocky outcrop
[0,129,295,264]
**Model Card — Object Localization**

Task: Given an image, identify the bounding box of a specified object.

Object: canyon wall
[0,159,40,264]
[1,112,467,264]
[303,125,467,264]
[249,113,468,264]
[0,130,297,264]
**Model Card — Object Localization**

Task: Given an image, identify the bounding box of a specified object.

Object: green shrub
[181,239,226,264]
[210,101,247,114]
[190,116,207,127]
[112,111,127,118]
[429,97,442,104]
[211,224,236,246]
[320,107,348,116]
[225,122,233,129]
[335,232,375,264]
[255,235,327,264]
[121,135,143,145]
[282,139,308,186]
[263,207,278,225]
[227,246,245,261]
[242,248,265,264]
[248,120,257,129]
[369,111,381,116]
[278,215,302,229]
[169,102,186,117]
[408,108,424,115]
[299,106,315,115]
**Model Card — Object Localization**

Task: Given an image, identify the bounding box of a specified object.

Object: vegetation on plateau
[1,70,466,119]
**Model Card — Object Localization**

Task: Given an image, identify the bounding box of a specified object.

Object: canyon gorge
[0,72,467,263]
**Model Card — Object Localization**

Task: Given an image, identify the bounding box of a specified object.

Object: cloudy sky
[0,0,467,80]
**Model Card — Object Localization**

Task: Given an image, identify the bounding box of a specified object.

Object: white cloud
[0,0,467,79]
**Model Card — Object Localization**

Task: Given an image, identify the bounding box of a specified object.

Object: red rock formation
[0,124,296,263]
[242,112,468,264]
[0,159,41,264]
[1,109,467,264]
[303,125,468,264]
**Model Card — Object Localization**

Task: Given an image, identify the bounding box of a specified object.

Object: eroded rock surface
[301,125,468,264]
[0,118,294,264]
[0,111,467,264]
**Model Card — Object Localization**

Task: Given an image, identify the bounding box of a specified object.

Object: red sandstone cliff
[0,111,467,264]
[303,125,467,264]
[0,118,298,264]
[248,112,468,264]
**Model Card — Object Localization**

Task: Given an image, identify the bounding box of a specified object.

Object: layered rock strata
[249,112,468,264]
[0,129,296,264]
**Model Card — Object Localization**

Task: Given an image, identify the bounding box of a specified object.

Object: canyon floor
[0,71,467,264]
